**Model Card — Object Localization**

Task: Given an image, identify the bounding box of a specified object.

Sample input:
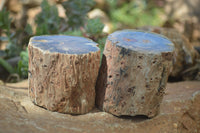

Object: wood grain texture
[28,35,100,114]
[96,30,174,117]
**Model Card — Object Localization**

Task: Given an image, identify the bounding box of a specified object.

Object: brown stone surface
[140,27,200,80]
[28,35,100,114]
[96,30,174,117]
[164,0,200,21]
[0,80,200,133]
[7,0,22,13]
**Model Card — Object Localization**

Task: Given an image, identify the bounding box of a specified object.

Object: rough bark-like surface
[139,26,200,80]
[28,35,100,114]
[0,81,200,133]
[96,30,174,117]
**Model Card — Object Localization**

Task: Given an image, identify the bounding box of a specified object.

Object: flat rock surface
[0,80,200,133]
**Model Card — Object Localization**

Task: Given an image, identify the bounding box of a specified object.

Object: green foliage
[85,18,104,36]
[0,8,29,80]
[0,50,6,57]
[0,58,15,74]
[62,30,83,36]
[97,37,106,47]
[0,8,21,57]
[25,24,33,35]
[97,37,106,61]
[108,0,163,30]
[106,0,118,9]
[84,18,106,61]
[16,48,29,78]
[5,39,21,57]
[35,0,60,35]
[62,0,95,29]
[0,48,28,80]
[0,8,11,36]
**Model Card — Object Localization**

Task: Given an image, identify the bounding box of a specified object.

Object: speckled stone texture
[28,35,100,114]
[96,30,174,117]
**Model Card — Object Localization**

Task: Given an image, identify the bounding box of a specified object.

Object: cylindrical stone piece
[96,30,174,117]
[28,35,100,114]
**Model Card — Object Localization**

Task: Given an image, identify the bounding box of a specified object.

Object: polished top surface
[108,30,174,53]
[30,35,99,54]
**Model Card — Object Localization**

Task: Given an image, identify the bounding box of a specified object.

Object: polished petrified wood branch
[28,35,100,114]
[96,30,174,118]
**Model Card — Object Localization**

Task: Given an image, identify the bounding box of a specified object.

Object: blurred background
[0,0,200,83]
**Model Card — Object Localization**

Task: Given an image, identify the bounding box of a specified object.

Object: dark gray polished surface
[108,30,174,53]
[30,35,99,54]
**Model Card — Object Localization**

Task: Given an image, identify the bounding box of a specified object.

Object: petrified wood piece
[28,35,100,114]
[96,30,174,117]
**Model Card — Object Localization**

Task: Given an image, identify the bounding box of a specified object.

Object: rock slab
[28,35,100,114]
[96,30,174,117]
[0,81,200,133]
